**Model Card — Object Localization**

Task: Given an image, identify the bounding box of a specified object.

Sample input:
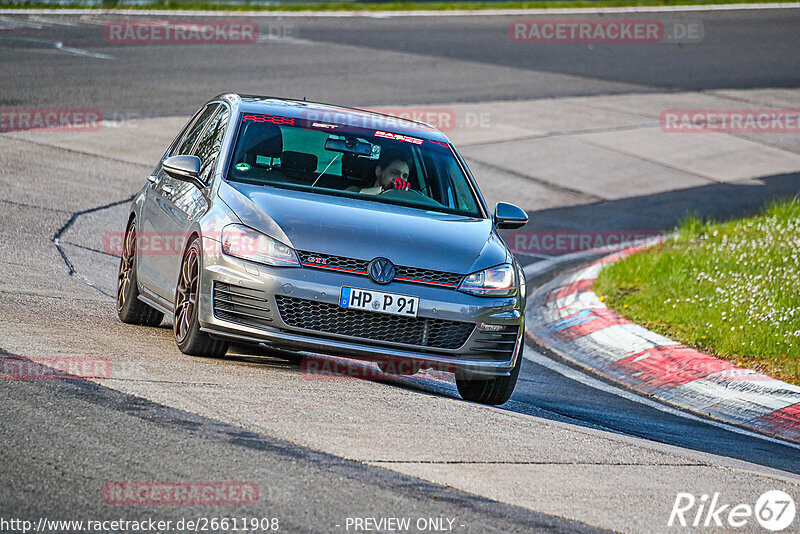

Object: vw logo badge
[368,257,396,285]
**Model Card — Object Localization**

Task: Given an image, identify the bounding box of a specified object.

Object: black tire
[455,343,523,405]
[173,238,229,358]
[117,220,164,327]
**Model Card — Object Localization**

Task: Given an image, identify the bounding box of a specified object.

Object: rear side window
[173,104,219,156]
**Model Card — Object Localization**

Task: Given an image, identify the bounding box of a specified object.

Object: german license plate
[339,287,419,317]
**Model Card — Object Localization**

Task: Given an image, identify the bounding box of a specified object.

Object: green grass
[0,0,792,11]
[595,198,800,384]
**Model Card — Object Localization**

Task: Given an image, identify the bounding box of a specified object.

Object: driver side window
[171,104,219,157]
[194,106,230,185]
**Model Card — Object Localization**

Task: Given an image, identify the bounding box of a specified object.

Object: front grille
[297,251,368,274]
[213,282,273,330]
[461,326,520,361]
[275,295,474,350]
[395,266,462,287]
[296,250,463,288]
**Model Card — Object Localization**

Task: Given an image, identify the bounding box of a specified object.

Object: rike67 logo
[669,490,796,531]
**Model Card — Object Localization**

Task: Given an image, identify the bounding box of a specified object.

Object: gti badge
[368,257,395,285]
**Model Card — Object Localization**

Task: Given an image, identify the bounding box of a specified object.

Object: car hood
[217,181,509,274]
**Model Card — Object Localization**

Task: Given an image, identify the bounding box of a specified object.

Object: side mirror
[163,155,204,189]
[494,202,528,229]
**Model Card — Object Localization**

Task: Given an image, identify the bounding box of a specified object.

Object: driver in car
[352,151,412,195]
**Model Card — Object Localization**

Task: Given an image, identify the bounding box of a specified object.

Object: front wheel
[173,238,229,358]
[455,344,522,405]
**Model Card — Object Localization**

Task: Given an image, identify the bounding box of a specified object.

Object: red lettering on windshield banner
[242,114,295,126]
[374,131,424,145]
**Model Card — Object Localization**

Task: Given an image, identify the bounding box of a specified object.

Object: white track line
[256,33,316,45]
[1,2,799,17]
[28,15,79,25]
[55,41,114,59]
[0,33,113,59]
[0,16,43,28]
[523,346,800,451]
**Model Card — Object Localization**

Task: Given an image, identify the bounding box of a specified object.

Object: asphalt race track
[2,7,800,533]
[2,9,800,114]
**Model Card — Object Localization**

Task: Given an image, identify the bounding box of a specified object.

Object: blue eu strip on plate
[340,287,351,307]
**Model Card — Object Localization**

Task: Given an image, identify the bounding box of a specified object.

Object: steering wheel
[378,187,423,197]
[377,188,445,209]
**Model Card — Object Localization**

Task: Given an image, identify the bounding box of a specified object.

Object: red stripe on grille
[394,276,458,288]
[302,262,459,288]
[301,263,368,275]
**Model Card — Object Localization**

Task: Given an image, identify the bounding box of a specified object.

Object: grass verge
[0,0,794,12]
[595,198,800,385]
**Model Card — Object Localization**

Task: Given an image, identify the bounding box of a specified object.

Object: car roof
[212,93,452,144]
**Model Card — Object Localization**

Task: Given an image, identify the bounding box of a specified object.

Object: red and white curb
[526,246,800,444]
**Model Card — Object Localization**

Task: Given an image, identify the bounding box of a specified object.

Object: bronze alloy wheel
[116,222,164,327]
[172,239,229,357]
[117,227,136,313]
[174,245,199,344]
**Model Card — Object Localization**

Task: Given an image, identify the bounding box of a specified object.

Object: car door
[138,103,220,301]
[163,104,231,290]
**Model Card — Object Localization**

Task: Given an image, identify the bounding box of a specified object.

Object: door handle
[162,184,174,196]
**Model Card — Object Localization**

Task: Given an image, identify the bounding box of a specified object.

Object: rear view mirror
[163,155,204,189]
[325,136,381,160]
[494,202,528,229]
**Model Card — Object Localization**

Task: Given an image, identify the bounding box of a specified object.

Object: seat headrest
[281,151,317,173]
[241,122,283,162]
[341,152,375,185]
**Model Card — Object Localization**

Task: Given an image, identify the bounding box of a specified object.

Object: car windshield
[225,112,484,217]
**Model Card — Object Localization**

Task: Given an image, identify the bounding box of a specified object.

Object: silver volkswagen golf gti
[117,94,529,405]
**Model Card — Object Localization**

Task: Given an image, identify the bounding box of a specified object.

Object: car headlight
[221,224,299,267]
[458,263,517,297]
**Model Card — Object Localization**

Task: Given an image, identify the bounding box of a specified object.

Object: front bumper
[197,237,524,377]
